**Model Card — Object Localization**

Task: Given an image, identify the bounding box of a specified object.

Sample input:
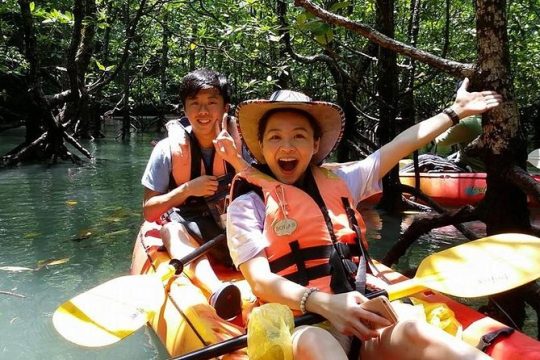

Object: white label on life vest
[273,219,297,236]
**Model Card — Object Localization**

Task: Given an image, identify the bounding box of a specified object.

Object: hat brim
[236,100,345,164]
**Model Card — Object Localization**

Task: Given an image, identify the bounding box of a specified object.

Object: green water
[0,126,168,359]
[0,126,537,359]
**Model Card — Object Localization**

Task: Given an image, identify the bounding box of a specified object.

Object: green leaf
[95,60,106,71]
[29,2,35,12]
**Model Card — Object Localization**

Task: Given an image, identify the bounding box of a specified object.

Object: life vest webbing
[188,130,214,179]
[289,241,309,285]
[269,244,360,274]
[269,245,333,273]
[168,127,235,189]
[282,263,332,285]
[302,169,358,291]
[341,197,379,279]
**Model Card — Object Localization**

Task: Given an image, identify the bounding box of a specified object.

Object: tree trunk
[276,0,291,90]
[473,0,534,332]
[158,11,170,132]
[121,1,131,140]
[474,0,530,233]
[374,0,401,212]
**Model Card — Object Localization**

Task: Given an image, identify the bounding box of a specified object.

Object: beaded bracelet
[442,107,461,126]
[300,287,319,314]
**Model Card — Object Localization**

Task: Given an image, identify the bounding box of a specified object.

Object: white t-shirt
[226,150,382,268]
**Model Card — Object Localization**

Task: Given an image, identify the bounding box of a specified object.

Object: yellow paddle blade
[53,274,165,347]
[388,233,540,300]
[528,149,540,168]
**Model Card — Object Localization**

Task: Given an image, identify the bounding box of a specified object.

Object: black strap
[289,241,310,285]
[282,263,332,285]
[341,197,376,276]
[477,327,514,352]
[301,169,357,292]
[269,245,334,273]
[348,337,361,360]
[302,169,341,245]
[188,129,212,179]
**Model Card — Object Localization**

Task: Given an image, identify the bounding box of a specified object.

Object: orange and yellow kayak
[130,221,540,359]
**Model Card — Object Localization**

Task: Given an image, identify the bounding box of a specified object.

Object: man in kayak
[226,79,500,359]
[141,69,249,320]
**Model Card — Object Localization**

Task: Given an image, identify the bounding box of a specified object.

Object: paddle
[53,233,226,347]
[173,232,540,360]
[528,148,540,169]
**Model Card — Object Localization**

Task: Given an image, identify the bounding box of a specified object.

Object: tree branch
[88,0,149,93]
[507,165,540,205]
[294,0,476,78]
[382,205,479,266]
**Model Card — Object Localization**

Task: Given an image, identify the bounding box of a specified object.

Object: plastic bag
[411,297,463,338]
[247,303,294,360]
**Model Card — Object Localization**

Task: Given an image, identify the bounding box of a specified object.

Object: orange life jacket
[231,166,368,294]
[168,118,242,187]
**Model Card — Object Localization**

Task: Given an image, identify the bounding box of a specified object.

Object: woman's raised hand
[451,77,503,118]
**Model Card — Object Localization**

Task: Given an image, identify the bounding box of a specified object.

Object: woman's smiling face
[260,111,320,184]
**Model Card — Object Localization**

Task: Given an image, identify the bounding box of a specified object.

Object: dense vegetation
[1,0,539,162]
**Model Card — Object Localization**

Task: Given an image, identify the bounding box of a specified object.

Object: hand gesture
[186,175,218,197]
[452,78,503,118]
[213,114,239,160]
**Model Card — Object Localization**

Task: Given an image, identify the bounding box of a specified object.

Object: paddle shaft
[172,313,320,360]
[172,291,386,360]
[170,233,226,274]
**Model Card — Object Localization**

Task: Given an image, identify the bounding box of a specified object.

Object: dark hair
[179,69,232,106]
[257,108,322,142]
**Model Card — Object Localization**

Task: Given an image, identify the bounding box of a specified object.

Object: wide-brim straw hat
[236,90,345,164]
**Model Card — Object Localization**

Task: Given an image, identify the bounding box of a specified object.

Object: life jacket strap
[282,263,332,286]
[269,243,360,286]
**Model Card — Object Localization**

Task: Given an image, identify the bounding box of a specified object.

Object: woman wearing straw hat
[226,79,500,359]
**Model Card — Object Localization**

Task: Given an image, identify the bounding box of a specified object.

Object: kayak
[130,221,540,359]
[363,172,540,207]
[130,221,251,359]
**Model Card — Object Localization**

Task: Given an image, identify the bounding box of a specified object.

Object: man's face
[184,87,228,142]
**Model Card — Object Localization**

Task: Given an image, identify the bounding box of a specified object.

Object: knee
[394,319,430,347]
[293,326,346,360]
[160,222,191,248]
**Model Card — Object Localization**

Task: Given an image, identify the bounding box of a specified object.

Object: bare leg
[160,222,221,294]
[361,319,492,360]
[292,326,348,360]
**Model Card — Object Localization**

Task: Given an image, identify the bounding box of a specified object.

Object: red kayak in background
[363,172,540,207]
